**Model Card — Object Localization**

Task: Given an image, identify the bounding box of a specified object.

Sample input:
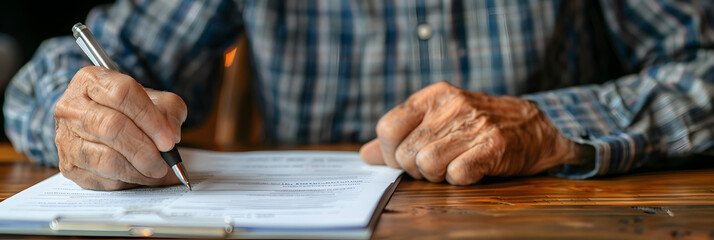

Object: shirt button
[417,24,432,40]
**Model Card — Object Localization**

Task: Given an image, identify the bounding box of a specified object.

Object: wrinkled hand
[54,66,187,190]
[360,82,577,185]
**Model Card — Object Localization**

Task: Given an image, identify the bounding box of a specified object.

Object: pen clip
[50,209,235,238]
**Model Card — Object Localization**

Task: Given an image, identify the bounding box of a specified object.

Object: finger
[61,127,169,185]
[415,116,491,182]
[79,67,175,151]
[57,123,179,188]
[376,102,425,169]
[393,126,433,179]
[376,82,456,169]
[57,95,169,178]
[59,163,138,191]
[78,139,174,185]
[391,89,487,180]
[359,139,385,165]
[445,135,504,185]
[146,89,188,143]
[445,151,487,186]
[63,164,177,191]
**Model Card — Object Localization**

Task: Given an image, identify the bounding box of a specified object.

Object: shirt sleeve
[3,0,242,166]
[523,0,714,179]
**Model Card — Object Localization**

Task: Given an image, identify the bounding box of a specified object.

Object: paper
[0,149,402,232]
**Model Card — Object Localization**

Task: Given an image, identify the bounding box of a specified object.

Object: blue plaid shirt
[5,0,714,179]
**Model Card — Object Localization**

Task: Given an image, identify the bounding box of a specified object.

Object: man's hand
[54,66,187,190]
[360,82,577,185]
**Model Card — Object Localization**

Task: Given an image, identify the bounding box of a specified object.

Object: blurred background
[0,1,113,142]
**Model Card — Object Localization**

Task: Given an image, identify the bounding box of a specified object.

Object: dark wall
[0,1,115,63]
[0,0,114,142]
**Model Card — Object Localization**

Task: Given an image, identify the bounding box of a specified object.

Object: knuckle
[106,80,133,108]
[394,143,410,162]
[393,147,410,167]
[415,148,439,175]
[431,81,456,93]
[447,162,472,185]
[54,97,83,120]
[73,66,100,83]
[375,118,391,138]
[54,98,70,118]
[433,81,451,90]
[376,116,400,141]
[93,111,126,140]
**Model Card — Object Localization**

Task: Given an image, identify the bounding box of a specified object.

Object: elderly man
[5,0,714,190]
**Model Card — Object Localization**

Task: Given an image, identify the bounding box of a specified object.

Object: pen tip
[187,183,192,191]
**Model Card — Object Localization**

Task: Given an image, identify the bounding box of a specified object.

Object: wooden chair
[181,35,261,149]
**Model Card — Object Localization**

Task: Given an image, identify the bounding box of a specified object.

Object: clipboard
[0,209,234,238]
[49,210,235,238]
[0,174,403,239]
[0,150,404,239]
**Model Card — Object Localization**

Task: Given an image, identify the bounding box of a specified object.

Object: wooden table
[1,144,714,239]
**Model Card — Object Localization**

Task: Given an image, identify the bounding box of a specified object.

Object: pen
[72,23,192,191]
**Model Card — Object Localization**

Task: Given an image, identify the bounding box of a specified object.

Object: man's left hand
[360,82,578,185]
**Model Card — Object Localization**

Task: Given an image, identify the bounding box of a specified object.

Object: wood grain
[376,171,714,240]
[1,144,714,239]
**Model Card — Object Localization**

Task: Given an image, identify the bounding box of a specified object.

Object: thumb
[360,139,386,165]
[146,89,188,144]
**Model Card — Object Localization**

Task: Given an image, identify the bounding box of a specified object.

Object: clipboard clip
[49,209,235,238]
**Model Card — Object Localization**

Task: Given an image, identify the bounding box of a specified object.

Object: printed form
[0,149,403,235]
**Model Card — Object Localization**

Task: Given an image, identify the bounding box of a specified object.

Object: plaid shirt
[5,0,714,179]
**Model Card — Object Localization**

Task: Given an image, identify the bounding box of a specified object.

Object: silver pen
[72,23,192,191]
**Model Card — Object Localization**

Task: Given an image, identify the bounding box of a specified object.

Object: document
[0,149,403,239]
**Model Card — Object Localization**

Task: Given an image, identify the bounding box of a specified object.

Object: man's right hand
[54,66,187,190]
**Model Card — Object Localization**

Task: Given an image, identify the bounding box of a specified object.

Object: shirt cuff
[522,85,654,179]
